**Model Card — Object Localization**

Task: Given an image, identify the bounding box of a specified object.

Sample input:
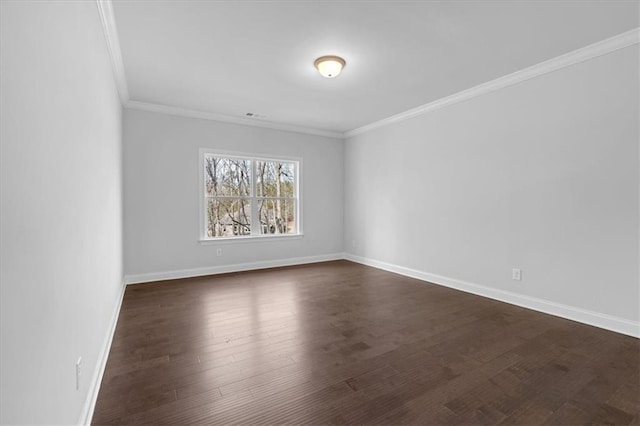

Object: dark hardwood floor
[92,260,639,425]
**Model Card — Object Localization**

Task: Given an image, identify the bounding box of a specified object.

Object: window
[200,150,300,240]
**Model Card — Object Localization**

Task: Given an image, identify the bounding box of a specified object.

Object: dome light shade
[314,55,346,78]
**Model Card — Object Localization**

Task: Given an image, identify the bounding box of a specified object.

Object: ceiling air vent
[245,112,267,118]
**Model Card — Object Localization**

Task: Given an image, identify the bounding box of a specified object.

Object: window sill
[199,234,304,245]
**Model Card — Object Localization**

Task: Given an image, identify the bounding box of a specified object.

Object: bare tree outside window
[202,153,298,239]
[256,160,296,235]
[204,157,251,237]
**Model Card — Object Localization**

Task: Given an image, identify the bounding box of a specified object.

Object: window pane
[204,156,251,197]
[256,161,295,198]
[258,199,296,235]
[206,198,251,237]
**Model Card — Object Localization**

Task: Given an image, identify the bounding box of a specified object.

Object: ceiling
[112,1,639,135]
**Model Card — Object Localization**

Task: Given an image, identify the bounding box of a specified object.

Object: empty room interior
[1,0,639,425]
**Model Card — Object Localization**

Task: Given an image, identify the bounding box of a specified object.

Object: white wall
[123,109,344,278]
[345,46,639,326]
[1,1,123,424]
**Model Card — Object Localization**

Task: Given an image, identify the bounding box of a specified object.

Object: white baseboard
[124,252,346,285]
[344,253,639,338]
[78,278,127,426]
[81,250,636,426]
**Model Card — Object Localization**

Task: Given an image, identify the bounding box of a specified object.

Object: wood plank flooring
[92,260,639,425]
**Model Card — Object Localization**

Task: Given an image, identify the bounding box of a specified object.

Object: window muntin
[202,152,299,239]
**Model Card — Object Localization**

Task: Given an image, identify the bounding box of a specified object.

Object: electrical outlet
[512,268,522,281]
[216,248,222,257]
[76,357,82,390]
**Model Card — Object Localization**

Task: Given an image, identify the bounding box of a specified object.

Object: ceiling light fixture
[314,55,346,78]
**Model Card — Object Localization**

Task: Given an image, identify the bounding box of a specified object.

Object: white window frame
[199,148,303,243]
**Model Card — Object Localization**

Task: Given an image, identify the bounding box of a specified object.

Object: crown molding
[97,1,637,141]
[344,27,640,138]
[96,0,129,104]
[125,100,345,139]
